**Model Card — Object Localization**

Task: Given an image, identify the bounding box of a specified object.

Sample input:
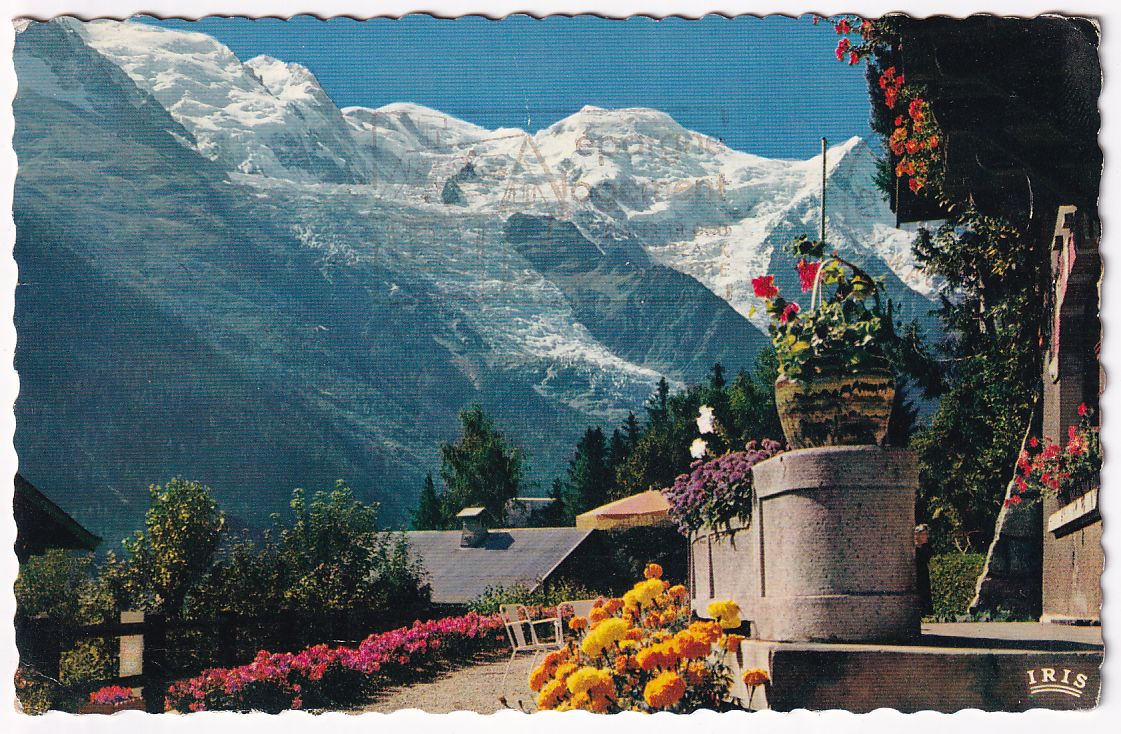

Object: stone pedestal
[750,446,919,643]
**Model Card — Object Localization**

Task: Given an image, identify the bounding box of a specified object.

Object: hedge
[928,553,986,620]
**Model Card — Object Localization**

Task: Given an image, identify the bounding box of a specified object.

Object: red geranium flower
[1030,436,1039,448]
[908,177,924,193]
[836,38,851,60]
[848,51,860,65]
[835,19,853,34]
[780,302,801,324]
[1078,402,1088,416]
[752,275,778,299]
[797,258,822,292]
[909,98,925,122]
[1009,494,1022,506]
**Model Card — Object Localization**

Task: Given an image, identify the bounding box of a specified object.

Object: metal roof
[404,527,594,604]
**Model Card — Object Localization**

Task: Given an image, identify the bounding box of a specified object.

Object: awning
[575,490,673,531]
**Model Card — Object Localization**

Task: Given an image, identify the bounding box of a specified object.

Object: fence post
[142,612,167,713]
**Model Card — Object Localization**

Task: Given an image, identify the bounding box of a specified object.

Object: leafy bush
[467,579,599,617]
[927,553,985,620]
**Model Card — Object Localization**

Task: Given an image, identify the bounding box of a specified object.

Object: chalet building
[883,16,1102,621]
[14,473,101,563]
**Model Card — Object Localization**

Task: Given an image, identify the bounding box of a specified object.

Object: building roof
[404,527,593,604]
[14,473,102,562]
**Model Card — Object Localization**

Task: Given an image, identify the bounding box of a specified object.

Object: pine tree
[440,405,525,525]
[560,427,613,518]
[412,473,447,530]
[708,362,726,390]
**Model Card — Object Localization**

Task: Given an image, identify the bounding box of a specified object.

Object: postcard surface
[9,12,1103,716]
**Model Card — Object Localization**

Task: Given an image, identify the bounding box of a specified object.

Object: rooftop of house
[403,526,593,605]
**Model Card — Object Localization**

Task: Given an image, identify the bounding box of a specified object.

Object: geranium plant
[753,236,895,382]
[1008,404,1101,508]
[820,14,946,196]
[529,564,768,713]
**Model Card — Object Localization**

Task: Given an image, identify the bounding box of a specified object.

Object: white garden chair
[498,603,562,707]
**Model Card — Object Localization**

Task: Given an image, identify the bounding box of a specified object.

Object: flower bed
[529,565,769,713]
[164,612,504,712]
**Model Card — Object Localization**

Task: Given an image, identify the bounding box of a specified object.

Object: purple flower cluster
[164,612,504,712]
[662,440,783,535]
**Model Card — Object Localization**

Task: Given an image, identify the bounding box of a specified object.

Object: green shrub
[927,552,986,620]
[467,579,597,616]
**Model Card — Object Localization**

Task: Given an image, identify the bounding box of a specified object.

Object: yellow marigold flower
[568,616,588,632]
[643,671,686,709]
[554,662,578,681]
[536,679,566,710]
[618,639,638,652]
[707,600,742,629]
[726,634,745,653]
[529,663,552,692]
[742,668,770,687]
[595,618,628,646]
[567,666,609,695]
[582,627,609,658]
[622,589,638,608]
[643,563,663,579]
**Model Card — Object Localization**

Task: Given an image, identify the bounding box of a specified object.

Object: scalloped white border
[0,3,1115,733]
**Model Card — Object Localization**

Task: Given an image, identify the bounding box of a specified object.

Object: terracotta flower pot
[79,698,146,714]
[774,373,895,449]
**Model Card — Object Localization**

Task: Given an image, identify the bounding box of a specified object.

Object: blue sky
[140,14,873,160]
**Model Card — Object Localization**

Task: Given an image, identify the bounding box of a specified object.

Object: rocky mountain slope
[13,19,936,541]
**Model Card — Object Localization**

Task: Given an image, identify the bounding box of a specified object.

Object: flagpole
[820,137,827,242]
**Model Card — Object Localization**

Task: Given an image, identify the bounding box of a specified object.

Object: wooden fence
[16,605,429,712]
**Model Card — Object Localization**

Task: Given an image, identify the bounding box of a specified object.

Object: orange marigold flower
[672,631,711,660]
[589,606,609,625]
[743,668,770,687]
[568,616,588,632]
[726,633,745,653]
[604,598,623,614]
[667,584,688,601]
[644,563,663,580]
[529,664,552,692]
[644,671,687,709]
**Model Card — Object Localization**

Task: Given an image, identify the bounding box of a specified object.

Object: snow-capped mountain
[13,19,937,540]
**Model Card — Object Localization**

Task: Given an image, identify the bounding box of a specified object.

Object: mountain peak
[245,55,323,99]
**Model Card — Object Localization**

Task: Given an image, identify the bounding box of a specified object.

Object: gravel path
[349,651,542,714]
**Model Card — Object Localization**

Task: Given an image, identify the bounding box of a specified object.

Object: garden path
[349,651,541,714]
